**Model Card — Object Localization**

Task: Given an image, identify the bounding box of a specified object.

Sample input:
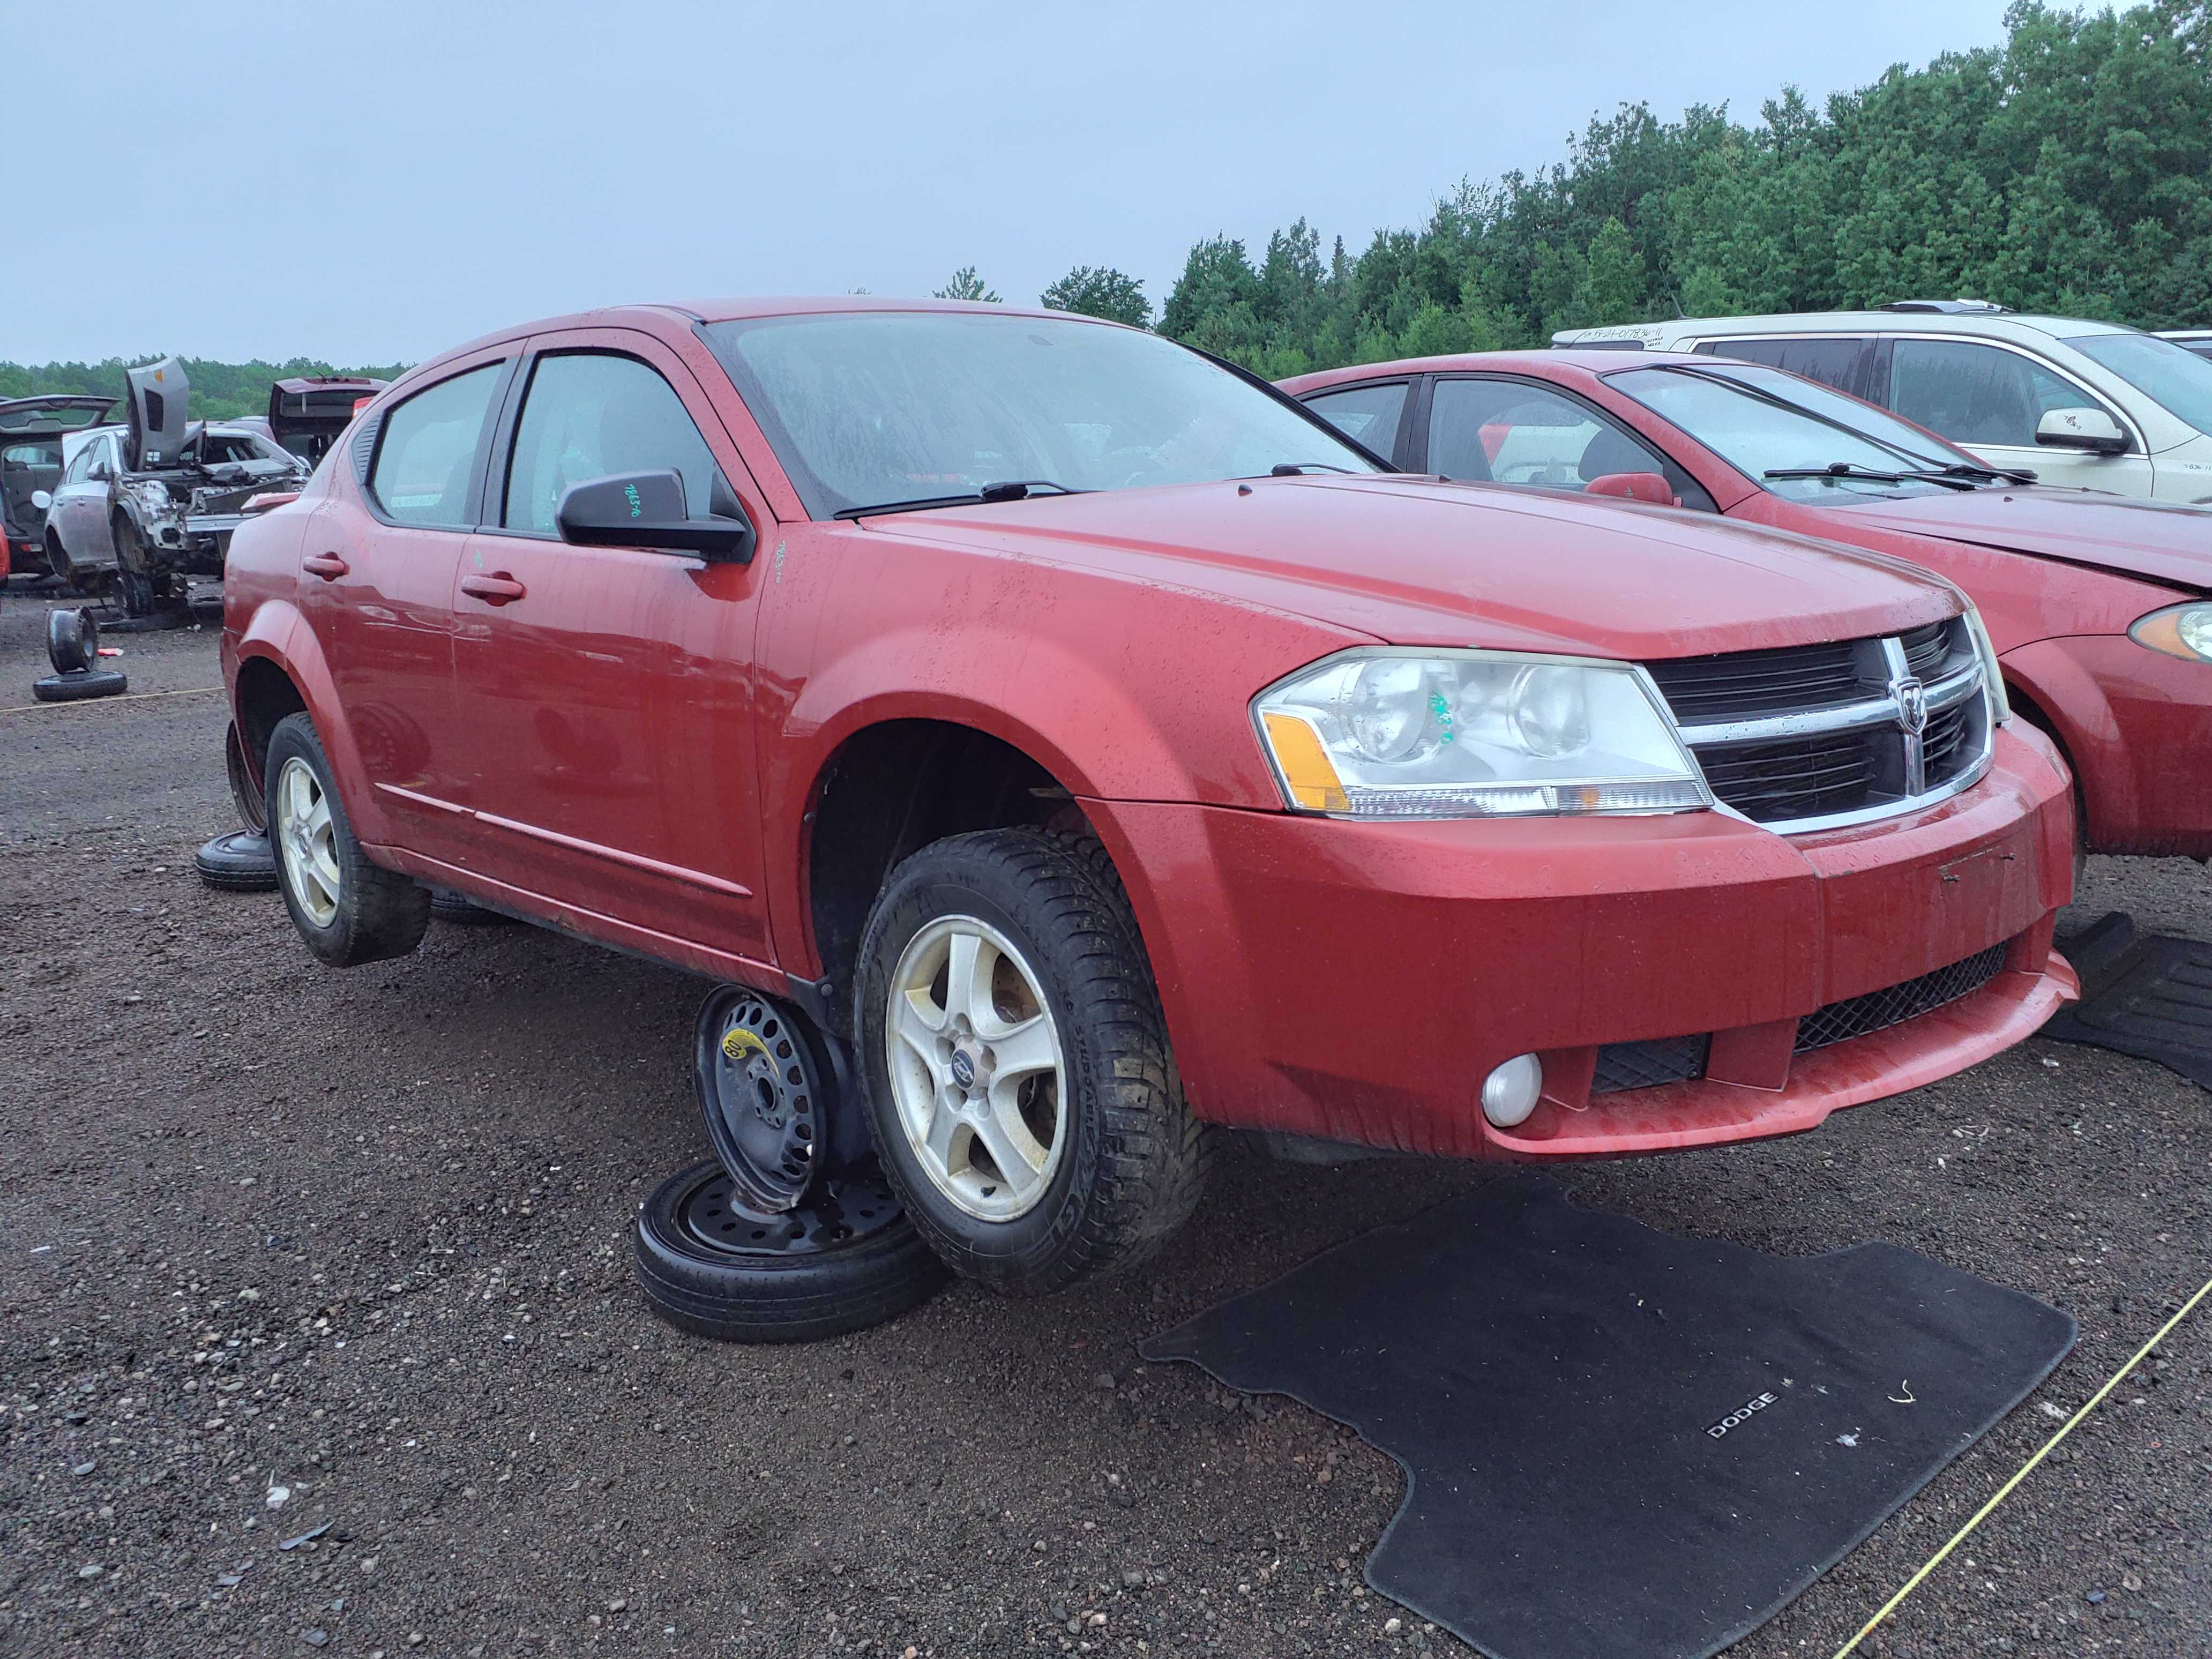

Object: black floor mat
[1141,1178,2074,1659]
[2044,911,2212,1088]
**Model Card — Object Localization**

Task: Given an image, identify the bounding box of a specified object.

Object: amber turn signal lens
[2128,602,2212,663]
[1260,712,1350,812]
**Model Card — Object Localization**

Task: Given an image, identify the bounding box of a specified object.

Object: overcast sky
[9,0,2013,367]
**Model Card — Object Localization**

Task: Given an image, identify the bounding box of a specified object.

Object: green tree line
[0,357,408,424]
[1152,0,2212,378]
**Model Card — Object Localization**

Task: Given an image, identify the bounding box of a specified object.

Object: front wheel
[265,713,430,966]
[855,828,1208,1296]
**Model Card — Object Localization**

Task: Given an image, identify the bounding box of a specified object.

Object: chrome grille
[1648,617,1992,833]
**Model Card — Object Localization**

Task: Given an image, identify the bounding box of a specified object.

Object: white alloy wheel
[275,756,341,928]
[883,915,1068,1222]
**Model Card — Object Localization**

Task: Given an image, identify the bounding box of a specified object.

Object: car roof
[395,297,1123,390]
[1281,348,1708,396]
[1557,310,2140,347]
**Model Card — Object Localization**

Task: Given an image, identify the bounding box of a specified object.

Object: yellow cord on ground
[0,684,222,715]
[1831,1271,2212,1658]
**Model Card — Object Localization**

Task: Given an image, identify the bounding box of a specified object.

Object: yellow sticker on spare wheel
[721,1027,768,1062]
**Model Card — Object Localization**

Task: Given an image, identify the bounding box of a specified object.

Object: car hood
[868,475,1956,659]
[1813,489,2212,595]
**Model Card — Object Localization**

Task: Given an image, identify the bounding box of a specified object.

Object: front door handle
[460,571,527,606]
[303,551,349,580]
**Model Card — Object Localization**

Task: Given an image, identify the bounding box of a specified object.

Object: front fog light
[1481,1053,1543,1128]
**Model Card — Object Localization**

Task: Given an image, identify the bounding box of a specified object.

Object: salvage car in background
[226,299,2074,1297]
[2162,330,2212,365]
[1552,303,2212,504]
[1287,349,2212,864]
[0,395,114,580]
[267,375,390,463]
[44,358,308,612]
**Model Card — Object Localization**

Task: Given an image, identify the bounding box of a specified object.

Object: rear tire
[264,712,429,967]
[855,827,1208,1296]
[429,888,515,924]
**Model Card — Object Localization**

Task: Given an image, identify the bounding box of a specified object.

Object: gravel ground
[1,585,2207,1659]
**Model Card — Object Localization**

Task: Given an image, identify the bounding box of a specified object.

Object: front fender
[2000,637,2132,850]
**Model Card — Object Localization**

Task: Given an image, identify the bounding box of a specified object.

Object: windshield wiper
[1922,460,2039,485]
[832,480,1090,520]
[1763,462,1978,491]
[1657,364,1964,473]
[1267,461,1356,476]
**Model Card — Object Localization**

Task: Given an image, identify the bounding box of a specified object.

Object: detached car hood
[872,475,1956,660]
[1818,490,2212,595]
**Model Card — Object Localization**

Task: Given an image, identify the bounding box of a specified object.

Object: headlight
[2129,601,2212,663]
[1962,604,2011,722]
[1252,648,1711,818]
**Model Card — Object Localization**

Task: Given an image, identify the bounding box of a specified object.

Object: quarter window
[503,353,722,535]
[63,444,96,484]
[1428,378,1659,489]
[369,365,503,527]
[1886,340,2110,450]
[1694,337,1865,395]
[1300,382,1409,458]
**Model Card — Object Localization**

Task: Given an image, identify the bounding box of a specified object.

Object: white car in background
[1553,301,2212,504]
[2161,330,2212,365]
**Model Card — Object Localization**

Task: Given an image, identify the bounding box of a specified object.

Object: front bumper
[1087,721,2076,1160]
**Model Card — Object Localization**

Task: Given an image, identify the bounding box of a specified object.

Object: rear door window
[1885,340,2113,450]
[369,365,503,527]
[1693,337,1867,397]
[501,352,722,535]
[1299,381,1410,460]
[1428,378,1656,487]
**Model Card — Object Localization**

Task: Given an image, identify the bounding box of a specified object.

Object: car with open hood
[0,394,114,580]
[1287,349,2212,863]
[41,358,309,611]
[223,300,2075,1297]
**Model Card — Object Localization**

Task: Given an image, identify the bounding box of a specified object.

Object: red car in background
[1287,353,2212,863]
[223,302,2075,1296]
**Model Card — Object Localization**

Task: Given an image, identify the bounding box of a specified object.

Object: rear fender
[230,601,393,845]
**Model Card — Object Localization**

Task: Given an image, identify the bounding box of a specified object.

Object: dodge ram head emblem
[1891,674,1928,736]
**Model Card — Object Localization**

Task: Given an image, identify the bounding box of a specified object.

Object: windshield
[1608,363,1982,502]
[701,310,1377,518]
[2068,332,2212,437]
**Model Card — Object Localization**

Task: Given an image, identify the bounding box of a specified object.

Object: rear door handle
[303,551,348,580]
[460,571,527,606]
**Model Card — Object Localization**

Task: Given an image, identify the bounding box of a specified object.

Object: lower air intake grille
[1585,940,2014,1095]
[1792,943,2009,1053]
[1591,1033,1712,1095]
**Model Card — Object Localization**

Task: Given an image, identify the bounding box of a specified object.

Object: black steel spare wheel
[696,986,825,1213]
[47,606,97,675]
[632,1159,951,1342]
[196,830,280,892]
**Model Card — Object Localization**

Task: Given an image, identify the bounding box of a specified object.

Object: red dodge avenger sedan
[1287,350,2212,865]
[226,301,2075,1295]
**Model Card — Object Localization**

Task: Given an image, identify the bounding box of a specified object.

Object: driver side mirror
[2035,407,2128,456]
[29,489,52,513]
[556,469,756,564]
[1583,471,1677,506]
